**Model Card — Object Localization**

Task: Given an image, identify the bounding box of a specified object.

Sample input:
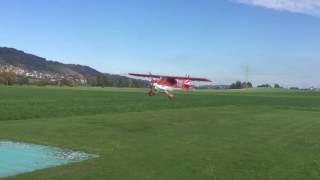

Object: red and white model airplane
[129,73,212,99]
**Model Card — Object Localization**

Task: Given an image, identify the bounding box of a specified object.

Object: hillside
[0,47,147,87]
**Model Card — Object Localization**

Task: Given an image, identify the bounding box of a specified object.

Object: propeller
[148,72,154,91]
[183,74,192,90]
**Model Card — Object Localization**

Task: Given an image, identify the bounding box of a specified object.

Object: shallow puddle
[0,140,97,178]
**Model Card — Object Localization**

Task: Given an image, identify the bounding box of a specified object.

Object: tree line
[0,72,288,89]
[0,72,148,88]
[229,81,283,89]
[229,81,253,89]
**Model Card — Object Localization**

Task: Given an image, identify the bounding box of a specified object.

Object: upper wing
[129,73,212,82]
[169,76,212,82]
[128,73,161,79]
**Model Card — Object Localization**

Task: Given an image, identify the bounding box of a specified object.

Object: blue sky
[0,0,320,87]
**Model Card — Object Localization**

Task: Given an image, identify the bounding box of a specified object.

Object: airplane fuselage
[148,78,190,99]
[153,82,176,92]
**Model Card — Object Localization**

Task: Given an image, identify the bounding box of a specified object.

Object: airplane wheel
[148,91,154,96]
[167,94,175,100]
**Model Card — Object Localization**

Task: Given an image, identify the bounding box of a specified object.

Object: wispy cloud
[234,0,320,16]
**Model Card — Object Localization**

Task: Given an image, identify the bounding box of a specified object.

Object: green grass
[1,86,320,179]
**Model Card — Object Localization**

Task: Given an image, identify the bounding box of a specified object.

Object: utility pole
[245,65,249,83]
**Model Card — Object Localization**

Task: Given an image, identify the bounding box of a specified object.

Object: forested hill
[0,47,147,87]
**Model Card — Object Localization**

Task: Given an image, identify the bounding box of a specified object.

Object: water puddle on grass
[0,140,98,178]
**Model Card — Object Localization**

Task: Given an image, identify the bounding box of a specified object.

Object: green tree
[230,81,253,89]
[0,71,16,85]
[258,84,271,88]
[16,76,29,85]
[274,84,281,88]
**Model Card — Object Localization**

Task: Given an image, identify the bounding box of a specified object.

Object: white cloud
[234,0,320,16]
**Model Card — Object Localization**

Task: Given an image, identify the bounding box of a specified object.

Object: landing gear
[167,93,175,100]
[148,85,156,97]
[148,90,155,96]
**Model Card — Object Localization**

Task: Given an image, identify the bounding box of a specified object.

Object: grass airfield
[1,86,320,180]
